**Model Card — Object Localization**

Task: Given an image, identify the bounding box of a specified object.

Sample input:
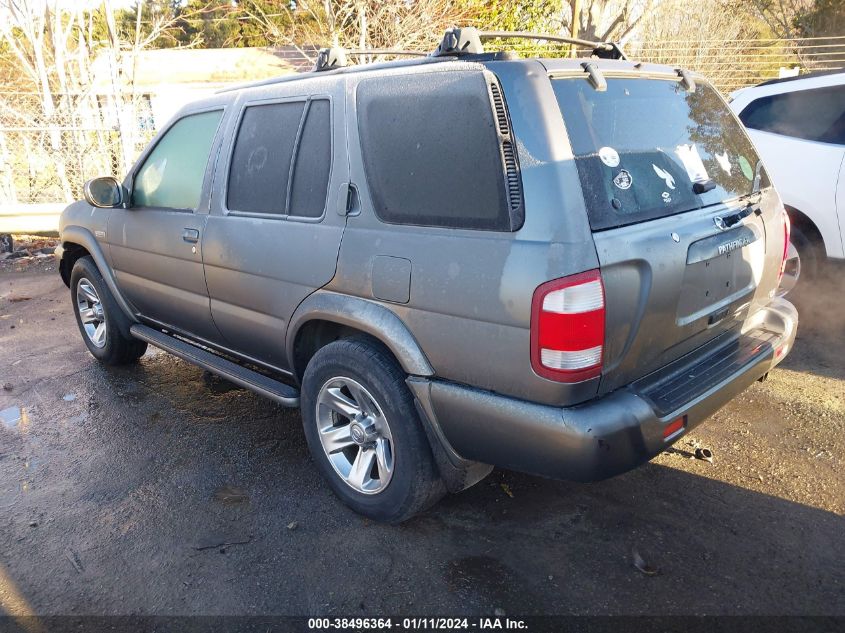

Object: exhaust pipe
[777,241,800,297]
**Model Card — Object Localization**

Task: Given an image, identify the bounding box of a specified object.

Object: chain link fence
[511,35,845,94]
[1,37,843,210]
[631,35,845,94]
[0,90,155,207]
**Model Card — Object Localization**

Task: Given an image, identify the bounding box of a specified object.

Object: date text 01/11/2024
[307,617,528,630]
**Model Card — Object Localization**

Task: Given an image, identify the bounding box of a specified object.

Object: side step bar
[130,324,300,407]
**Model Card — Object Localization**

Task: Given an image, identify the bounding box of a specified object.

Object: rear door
[551,75,784,392]
[202,84,346,371]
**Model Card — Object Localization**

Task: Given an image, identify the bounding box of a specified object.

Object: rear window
[553,77,764,231]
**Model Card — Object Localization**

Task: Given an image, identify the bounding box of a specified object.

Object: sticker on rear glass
[715,151,732,175]
[738,155,754,181]
[599,146,620,167]
[675,143,709,184]
[652,164,676,190]
[612,169,632,190]
[662,191,672,204]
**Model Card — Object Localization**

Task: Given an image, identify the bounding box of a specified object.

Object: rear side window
[227,99,332,217]
[227,101,305,215]
[553,78,764,231]
[356,71,519,231]
[289,99,332,218]
[738,85,845,145]
[133,110,222,210]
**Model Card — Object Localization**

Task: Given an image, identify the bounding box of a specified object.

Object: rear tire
[70,256,147,365]
[301,337,445,523]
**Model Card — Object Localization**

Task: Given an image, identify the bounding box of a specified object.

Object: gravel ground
[0,264,843,617]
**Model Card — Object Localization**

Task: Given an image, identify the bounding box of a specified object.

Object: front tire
[301,338,445,523]
[70,256,147,365]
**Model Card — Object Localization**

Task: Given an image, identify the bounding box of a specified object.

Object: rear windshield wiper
[740,190,763,207]
[737,161,766,209]
[693,179,716,194]
[752,159,764,194]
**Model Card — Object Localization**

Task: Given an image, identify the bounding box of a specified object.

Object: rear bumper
[416,297,797,482]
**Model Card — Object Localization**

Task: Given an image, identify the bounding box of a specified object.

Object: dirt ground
[0,261,843,617]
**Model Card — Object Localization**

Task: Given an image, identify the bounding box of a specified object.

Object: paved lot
[0,264,843,616]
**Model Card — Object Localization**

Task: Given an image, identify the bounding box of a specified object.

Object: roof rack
[432,27,627,60]
[313,47,429,72]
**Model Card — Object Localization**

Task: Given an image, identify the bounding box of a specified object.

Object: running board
[130,324,300,407]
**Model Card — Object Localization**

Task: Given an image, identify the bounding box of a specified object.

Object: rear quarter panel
[328,61,600,406]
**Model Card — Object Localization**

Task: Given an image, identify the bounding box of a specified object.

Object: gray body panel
[57,52,799,485]
[422,298,796,482]
[107,208,218,340]
[595,187,783,395]
[329,60,600,405]
[203,76,349,369]
[106,101,229,342]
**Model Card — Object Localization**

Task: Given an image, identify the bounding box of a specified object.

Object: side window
[739,85,845,145]
[133,110,223,210]
[227,98,332,217]
[289,100,332,218]
[356,71,519,231]
[227,101,305,215]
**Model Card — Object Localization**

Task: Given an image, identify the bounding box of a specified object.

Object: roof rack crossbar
[432,27,626,60]
[479,30,627,60]
[344,49,428,57]
[480,30,607,51]
[313,46,429,71]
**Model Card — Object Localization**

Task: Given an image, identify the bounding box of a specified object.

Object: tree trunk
[103,0,135,174]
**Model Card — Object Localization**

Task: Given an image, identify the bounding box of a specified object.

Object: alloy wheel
[76,278,107,348]
[315,376,395,494]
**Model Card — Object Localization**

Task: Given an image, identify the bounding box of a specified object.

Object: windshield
[552,76,766,230]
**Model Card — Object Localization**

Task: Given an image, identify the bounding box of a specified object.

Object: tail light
[530,269,605,382]
[778,209,790,284]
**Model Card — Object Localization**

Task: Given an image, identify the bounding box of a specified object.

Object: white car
[730,71,845,277]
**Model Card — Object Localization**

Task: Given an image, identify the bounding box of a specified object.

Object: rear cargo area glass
[552,77,763,230]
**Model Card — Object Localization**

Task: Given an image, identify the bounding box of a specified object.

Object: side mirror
[83,177,125,208]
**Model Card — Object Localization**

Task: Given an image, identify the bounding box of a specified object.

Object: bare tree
[576,0,656,42]
[0,0,204,204]
[630,0,769,92]
[747,0,810,39]
[1,0,77,198]
[244,0,475,63]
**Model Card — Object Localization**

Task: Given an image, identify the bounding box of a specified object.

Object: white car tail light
[530,270,605,382]
[779,208,791,284]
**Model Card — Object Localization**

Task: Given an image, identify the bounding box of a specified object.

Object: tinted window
[289,99,332,218]
[553,78,764,231]
[739,85,845,144]
[227,101,305,214]
[133,110,222,210]
[357,71,511,231]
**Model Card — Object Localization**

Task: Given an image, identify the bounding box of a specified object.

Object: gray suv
[57,29,798,522]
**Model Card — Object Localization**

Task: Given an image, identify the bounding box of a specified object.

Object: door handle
[182,228,199,243]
